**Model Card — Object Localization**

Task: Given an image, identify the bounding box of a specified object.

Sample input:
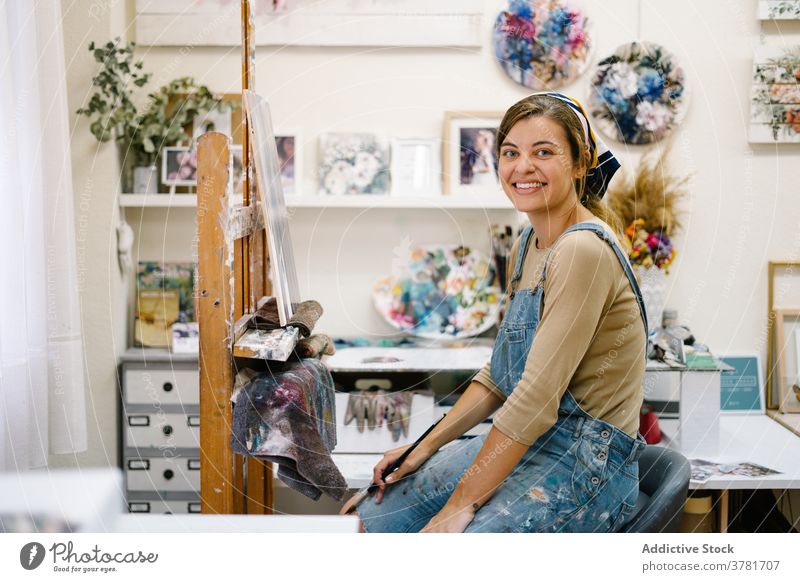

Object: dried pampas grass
[606,145,689,236]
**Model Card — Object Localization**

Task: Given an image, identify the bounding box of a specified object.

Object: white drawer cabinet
[120,349,202,515]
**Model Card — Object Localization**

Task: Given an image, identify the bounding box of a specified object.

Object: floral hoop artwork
[493,0,593,90]
[372,246,502,339]
[318,133,389,196]
[589,42,688,145]
[749,46,800,144]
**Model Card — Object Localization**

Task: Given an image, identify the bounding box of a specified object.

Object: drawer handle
[163,425,173,436]
[163,469,174,480]
[128,416,150,427]
[187,459,201,471]
[129,502,151,513]
[127,459,150,471]
[188,503,201,514]
[163,382,174,392]
[187,416,200,427]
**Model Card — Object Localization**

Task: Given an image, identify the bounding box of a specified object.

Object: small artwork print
[589,41,688,145]
[162,147,197,186]
[493,0,593,90]
[318,133,389,196]
[443,112,503,196]
[134,288,180,348]
[276,135,297,195]
[192,108,233,140]
[171,322,199,354]
[460,128,499,187]
[758,1,800,20]
[749,46,800,144]
[137,261,195,322]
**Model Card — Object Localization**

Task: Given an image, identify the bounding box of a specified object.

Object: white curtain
[0,1,87,470]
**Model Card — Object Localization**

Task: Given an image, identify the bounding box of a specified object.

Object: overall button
[597,452,607,461]
[600,429,610,439]
[591,477,601,485]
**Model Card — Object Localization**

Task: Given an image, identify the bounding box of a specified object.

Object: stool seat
[619,446,690,533]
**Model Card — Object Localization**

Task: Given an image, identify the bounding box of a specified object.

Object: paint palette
[372,245,502,339]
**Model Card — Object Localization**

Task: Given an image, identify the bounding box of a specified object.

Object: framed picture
[749,46,800,144]
[318,132,390,196]
[192,107,233,140]
[718,354,765,414]
[162,146,197,187]
[774,309,800,413]
[390,138,441,197]
[443,112,503,196]
[242,90,301,327]
[758,1,800,20]
[275,133,301,195]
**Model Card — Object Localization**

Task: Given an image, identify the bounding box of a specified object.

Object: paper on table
[690,458,782,483]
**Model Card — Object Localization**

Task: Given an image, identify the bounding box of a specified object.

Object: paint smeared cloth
[230,357,346,501]
[250,297,323,337]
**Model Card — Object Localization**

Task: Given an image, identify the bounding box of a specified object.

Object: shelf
[119,193,198,207]
[119,193,517,210]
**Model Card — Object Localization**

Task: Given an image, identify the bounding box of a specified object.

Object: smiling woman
[345,93,650,533]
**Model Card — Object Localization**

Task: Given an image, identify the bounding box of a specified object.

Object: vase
[133,165,158,194]
[633,265,668,332]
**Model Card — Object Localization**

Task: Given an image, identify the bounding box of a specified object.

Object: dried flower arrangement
[606,146,689,273]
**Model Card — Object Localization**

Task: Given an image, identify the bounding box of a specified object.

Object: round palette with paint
[372,245,502,339]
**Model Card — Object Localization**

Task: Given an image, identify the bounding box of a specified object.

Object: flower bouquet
[607,147,688,330]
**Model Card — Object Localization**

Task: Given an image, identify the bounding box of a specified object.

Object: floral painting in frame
[318,133,389,196]
[749,46,800,143]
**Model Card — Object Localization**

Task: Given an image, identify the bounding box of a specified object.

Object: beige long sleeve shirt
[473,218,646,446]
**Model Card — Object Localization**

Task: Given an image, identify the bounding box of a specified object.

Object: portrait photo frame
[274,131,302,196]
[390,137,441,197]
[773,308,800,413]
[161,146,197,187]
[442,111,503,197]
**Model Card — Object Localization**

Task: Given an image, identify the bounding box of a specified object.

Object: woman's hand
[420,503,476,533]
[370,443,434,504]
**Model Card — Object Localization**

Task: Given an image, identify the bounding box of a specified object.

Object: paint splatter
[528,487,550,503]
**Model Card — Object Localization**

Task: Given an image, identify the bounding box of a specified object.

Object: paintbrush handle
[366,413,446,494]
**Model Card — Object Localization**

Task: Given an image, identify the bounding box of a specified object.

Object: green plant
[77,38,234,168]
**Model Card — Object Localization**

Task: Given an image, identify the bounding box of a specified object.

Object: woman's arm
[421,425,525,532]
[397,380,504,467]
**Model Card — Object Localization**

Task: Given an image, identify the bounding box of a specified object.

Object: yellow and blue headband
[532,92,621,199]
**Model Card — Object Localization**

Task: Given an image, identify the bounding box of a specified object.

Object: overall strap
[509,225,535,292]
[539,223,649,336]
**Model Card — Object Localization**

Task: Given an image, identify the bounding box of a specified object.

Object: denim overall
[357,223,649,533]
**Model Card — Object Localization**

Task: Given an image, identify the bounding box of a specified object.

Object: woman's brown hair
[495,94,623,237]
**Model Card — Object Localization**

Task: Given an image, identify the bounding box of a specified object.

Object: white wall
[64,1,800,473]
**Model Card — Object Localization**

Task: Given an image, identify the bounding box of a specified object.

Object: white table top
[660,414,800,490]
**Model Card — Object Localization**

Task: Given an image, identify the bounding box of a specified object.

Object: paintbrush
[346,413,447,512]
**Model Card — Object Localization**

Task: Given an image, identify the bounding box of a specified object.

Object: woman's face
[498,115,583,215]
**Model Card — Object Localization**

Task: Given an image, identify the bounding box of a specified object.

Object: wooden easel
[195,0,274,515]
